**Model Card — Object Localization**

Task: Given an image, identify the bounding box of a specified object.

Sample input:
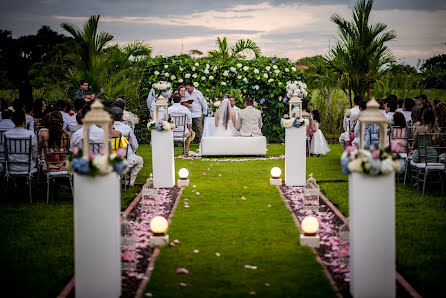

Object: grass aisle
[145,152,335,297]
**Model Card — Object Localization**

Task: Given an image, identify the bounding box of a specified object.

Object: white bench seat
[200,136,267,156]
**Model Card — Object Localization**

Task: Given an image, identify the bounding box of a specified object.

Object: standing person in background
[74,80,94,108]
[309,109,330,156]
[185,81,208,143]
[229,96,241,112]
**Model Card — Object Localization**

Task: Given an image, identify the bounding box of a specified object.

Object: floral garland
[67,147,128,177]
[286,80,308,98]
[150,81,172,98]
[280,114,309,128]
[341,144,403,176]
[147,119,177,131]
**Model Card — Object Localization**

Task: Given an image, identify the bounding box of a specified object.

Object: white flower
[163,122,172,130]
[243,77,248,83]
[282,119,293,128]
[170,75,176,80]
[263,73,268,78]
[285,68,289,72]
[154,71,160,76]
[204,69,209,74]
[278,96,282,101]
[274,69,280,74]
[164,72,169,77]
[265,66,271,71]
[164,65,168,69]
[223,71,229,77]
[192,73,198,78]
[185,73,191,78]
[291,67,296,72]
[92,155,112,175]
[205,63,210,69]
[209,75,214,80]
[254,85,259,90]
[194,62,199,66]
[201,76,206,81]
[178,78,184,83]
[348,159,363,173]
[393,159,402,172]
[273,65,278,70]
[381,158,394,175]
[236,63,242,68]
[256,76,260,80]
[213,66,218,71]
[243,66,249,71]
[302,82,307,89]
[230,67,236,72]
[179,67,183,71]
[193,82,199,87]
[268,78,274,83]
[192,66,196,71]
[253,69,259,74]
[237,75,242,79]
[221,82,227,86]
[278,82,282,86]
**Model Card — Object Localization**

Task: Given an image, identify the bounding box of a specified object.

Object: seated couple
[214,97,262,137]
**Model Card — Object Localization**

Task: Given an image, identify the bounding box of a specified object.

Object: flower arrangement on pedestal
[280,114,309,128]
[341,144,403,175]
[147,119,177,131]
[67,147,128,177]
[286,80,308,98]
[151,81,172,98]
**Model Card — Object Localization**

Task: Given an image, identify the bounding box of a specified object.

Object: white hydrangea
[162,122,172,130]
[291,67,296,72]
[164,72,169,77]
[237,75,242,79]
[285,68,289,72]
[256,76,260,80]
[236,63,243,68]
[92,155,112,175]
[178,78,184,83]
[201,76,206,81]
[192,73,198,78]
[274,69,280,74]
[154,71,160,76]
[253,69,259,74]
[170,75,176,80]
[278,82,282,86]
[268,78,274,83]
[206,64,210,69]
[273,65,278,70]
[221,82,226,86]
[192,66,196,71]
[230,67,237,72]
[254,85,259,90]
[194,62,199,66]
[213,66,218,71]
[348,159,363,172]
[243,66,249,71]
[265,66,271,71]
[263,73,268,78]
[223,71,229,77]
[209,75,214,80]
[243,77,248,83]
[164,65,168,69]
[185,73,191,78]
[179,67,183,71]
[204,69,209,74]
[381,158,394,175]
[193,82,199,87]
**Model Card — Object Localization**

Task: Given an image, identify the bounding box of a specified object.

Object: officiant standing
[185,81,208,143]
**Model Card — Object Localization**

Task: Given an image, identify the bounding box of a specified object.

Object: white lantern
[289,91,303,120]
[269,167,282,185]
[155,95,168,122]
[142,174,157,201]
[303,174,319,212]
[299,216,320,248]
[177,168,190,187]
[82,100,113,157]
[121,219,136,271]
[358,98,388,149]
[149,216,169,248]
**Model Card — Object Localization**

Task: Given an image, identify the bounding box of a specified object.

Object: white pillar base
[151,130,175,188]
[177,179,190,187]
[74,173,121,298]
[349,172,395,298]
[269,178,282,185]
[300,234,320,248]
[149,235,169,248]
[285,126,306,186]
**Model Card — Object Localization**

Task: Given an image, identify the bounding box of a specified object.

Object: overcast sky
[1,0,445,66]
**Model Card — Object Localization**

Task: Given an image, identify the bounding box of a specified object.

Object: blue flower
[113,161,127,175]
[154,123,162,131]
[298,92,304,98]
[282,97,288,103]
[71,157,90,174]
[292,119,302,128]
[260,98,265,104]
[272,60,276,64]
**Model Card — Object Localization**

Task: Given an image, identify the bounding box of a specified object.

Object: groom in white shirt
[185,81,208,143]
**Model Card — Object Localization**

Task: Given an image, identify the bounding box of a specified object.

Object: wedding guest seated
[390,112,407,153]
[396,99,404,113]
[43,102,57,119]
[33,98,46,125]
[13,99,34,133]
[236,97,263,137]
[351,100,367,147]
[4,110,38,172]
[0,109,15,161]
[434,102,446,129]
[168,93,195,155]
[339,95,361,149]
[38,111,71,171]
[411,105,424,128]
[70,104,104,151]
[411,108,439,172]
[110,107,144,186]
[402,98,415,123]
[0,98,8,120]
[384,97,397,121]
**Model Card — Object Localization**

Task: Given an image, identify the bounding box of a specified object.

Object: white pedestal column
[285,126,306,186]
[349,172,395,298]
[74,173,121,298]
[151,130,175,188]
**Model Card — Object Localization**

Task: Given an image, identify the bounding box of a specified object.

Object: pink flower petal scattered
[179,282,187,287]
[244,265,257,270]
[176,268,189,274]
[184,198,188,201]
[202,171,206,175]
[169,242,175,247]
[184,205,190,208]
[192,190,196,193]
[249,291,256,295]
[173,239,180,244]
[268,204,271,207]
[196,192,200,195]
[241,196,246,201]
[218,174,221,176]
[194,249,199,253]
[244,186,247,189]
[264,283,270,287]
[208,168,210,170]
[144,293,152,297]
[216,252,221,257]
[193,185,196,188]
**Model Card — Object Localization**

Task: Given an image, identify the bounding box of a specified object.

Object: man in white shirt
[168,93,195,156]
[58,100,77,131]
[0,109,16,161]
[229,97,241,112]
[402,98,414,123]
[110,107,144,187]
[185,81,208,143]
[339,95,361,149]
[4,110,38,172]
[13,99,34,134]
[384,98,397,122]
[70,105,105,151]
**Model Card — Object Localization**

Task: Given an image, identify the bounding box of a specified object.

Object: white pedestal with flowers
[69,101,128,298]
[151,124,175,188]
[285,126,306,186]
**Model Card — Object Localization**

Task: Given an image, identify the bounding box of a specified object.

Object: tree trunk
[349,88,352,108]
[367,85,370,101]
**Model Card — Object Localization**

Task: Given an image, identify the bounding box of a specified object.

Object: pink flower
[88,152,95,160]
[72,146,79,155]
[116,148,125,157]
[348,155,355,162]
[372,150,380,159]
[202,170,206,175]
[345,145,356,153]
[159,120,164,124]
[283,114,289,119]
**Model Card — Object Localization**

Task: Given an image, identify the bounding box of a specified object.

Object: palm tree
[326,0,396,104]
[61,15,114,73]
[208,37,262,60]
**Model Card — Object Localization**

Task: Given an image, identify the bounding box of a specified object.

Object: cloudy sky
[1,0,445,66]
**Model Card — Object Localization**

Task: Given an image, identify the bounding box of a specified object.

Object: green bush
[139,56,306,143]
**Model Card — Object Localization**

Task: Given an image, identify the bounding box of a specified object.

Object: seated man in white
[70,104,105,151]
[13,99,34,133]
[0,109,16,160]
[110,107,144,187]
[214,98,236,136]
[4,110,38,172]
[235,97,263,137]
[168,93,195,155]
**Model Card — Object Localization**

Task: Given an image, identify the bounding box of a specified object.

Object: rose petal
[176,268,189,274]
[216,252,221,257]
[179,282,187,287]
[194,249,199,253]
[173,239,180,244]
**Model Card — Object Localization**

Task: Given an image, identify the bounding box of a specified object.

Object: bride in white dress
[214,98,236,136]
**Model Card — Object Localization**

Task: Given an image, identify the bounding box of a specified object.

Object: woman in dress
[214,98,236,137]
[309,109,330,156]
